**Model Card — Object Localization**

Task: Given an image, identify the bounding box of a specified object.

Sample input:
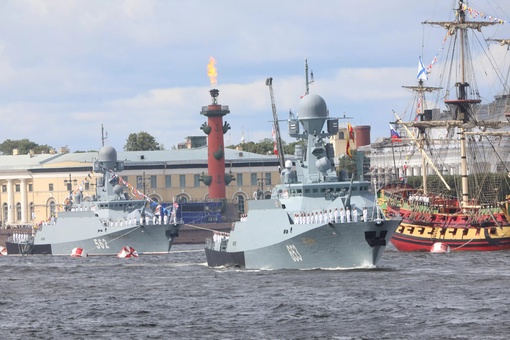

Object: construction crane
[265,77,286,171]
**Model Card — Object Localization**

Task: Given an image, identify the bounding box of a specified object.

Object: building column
[6,179,13,224]
[414,166,421,177]
[20,178,27,223]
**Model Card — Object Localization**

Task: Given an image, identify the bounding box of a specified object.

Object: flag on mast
[417,56,427,81]
[346,139,352,158]
[272,125,278,155]
[390,124,402,141]
[347,122,355,141]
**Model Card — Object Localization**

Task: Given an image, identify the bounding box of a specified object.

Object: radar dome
[113,184,123,195]
[98,146,117,163]
[285,160,293,169]
[316,157,331,173]
[298,94,328,119]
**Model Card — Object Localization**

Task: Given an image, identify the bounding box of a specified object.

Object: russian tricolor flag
[390,124,401,141]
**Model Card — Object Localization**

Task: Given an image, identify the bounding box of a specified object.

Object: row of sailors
[408,195,430,205]
[37,214,179,228]
[104,214,178,227]
[213,232,229,243]
[10,232,32,242]
[293,207,369,224]
[68,205,96,212]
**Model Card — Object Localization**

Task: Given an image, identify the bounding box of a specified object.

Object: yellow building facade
[0,147,279,227]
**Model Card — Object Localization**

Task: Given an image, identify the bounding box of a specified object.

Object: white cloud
[0,0,508,152]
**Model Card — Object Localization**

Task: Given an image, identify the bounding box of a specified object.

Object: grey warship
[6,145,181,256]
[205,91,401,270]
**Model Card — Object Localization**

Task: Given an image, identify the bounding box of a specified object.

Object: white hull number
[93,238,110,249]
[286,244,302,262]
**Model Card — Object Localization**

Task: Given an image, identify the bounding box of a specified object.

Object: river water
[1,244,509,339]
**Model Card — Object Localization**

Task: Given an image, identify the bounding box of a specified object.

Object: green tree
[284,140,305,155]
[337,150,357,177]
[124,132,163,151]
[0,139,53,155]
[227,138,299,156]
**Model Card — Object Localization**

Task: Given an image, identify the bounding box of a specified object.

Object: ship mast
[304,58,314,96]
[101,124,108,147]
[401,79,442,194]
[424,0,499,209]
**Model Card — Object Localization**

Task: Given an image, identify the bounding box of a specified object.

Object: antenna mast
[304,58,314,95]
[101,124,108,147]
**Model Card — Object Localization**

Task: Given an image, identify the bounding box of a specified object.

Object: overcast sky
[0,0,509,152]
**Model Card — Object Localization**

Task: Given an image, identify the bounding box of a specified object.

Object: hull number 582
[93,238,109,249]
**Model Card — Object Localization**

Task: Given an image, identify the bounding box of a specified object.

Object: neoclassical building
[367,138,462,186]
[0,147,279,227]
[368,93,510,187]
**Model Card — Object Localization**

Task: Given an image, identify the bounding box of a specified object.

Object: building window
[194,174,200,187]
[84,181,90,190]
[251,173,257,186]
[15,184,20,192]
[136,176,143,189]
[49,183,54,192]
[150,175,157,188]
[236,173,243,186]
[16,202,21,221]
[28,184,33,192]
[338,131,345,139]
[237,194,245,214]
[1,185,6,193]
[30,202,35,220]
[179,175,186,188]
[265,172,272,186]
[165,175,172,188]
[48,200,56,218]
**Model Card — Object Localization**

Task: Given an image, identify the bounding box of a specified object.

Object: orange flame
[207,56,217,86]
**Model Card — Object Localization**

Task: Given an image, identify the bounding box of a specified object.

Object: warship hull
[5,145,183,256]
[6,221,180,256]
[206,220,399,270]
[204,87,400,270]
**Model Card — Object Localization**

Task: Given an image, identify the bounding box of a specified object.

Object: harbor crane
[265,77,286,171]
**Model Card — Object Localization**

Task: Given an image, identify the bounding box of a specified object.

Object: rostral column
[199,57,233,199]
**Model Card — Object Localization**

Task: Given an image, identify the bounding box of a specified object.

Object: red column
[207,108,225,199]
[200,89,230,200]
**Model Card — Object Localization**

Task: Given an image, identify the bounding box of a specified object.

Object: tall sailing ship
[386,0,510,251]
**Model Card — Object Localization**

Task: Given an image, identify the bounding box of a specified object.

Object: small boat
[205,68,401,270]
[6,145,182,256]
[386,0,510,251]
